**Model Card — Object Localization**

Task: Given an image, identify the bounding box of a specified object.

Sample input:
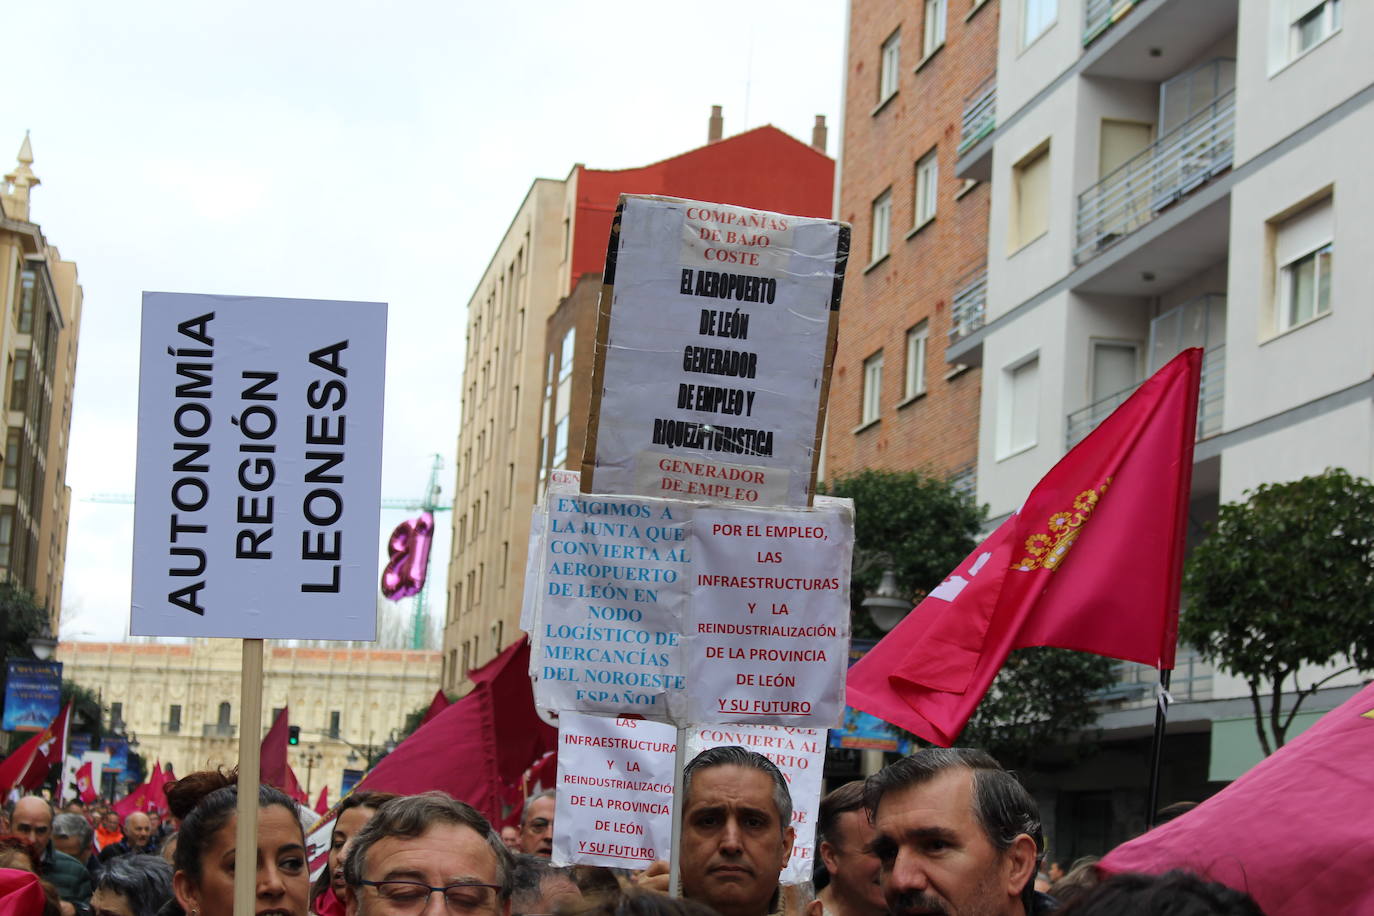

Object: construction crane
[82,453,452,650]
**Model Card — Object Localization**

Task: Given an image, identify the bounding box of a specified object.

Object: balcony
[202,723,236,738]
[956,77,996,180]
[1074,88,1235,267]
[949,267,987,343]
[1066,344,1224,449]
[1098,646,1214,709]
[1084,0,1142,47]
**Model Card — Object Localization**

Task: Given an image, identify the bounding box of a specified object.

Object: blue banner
[3,658,63,732]
[101,737,129,773]
[827,639,913,755]
[68,734,93,757]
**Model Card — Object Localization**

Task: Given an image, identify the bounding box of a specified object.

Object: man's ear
[819,839,839,874]
[1002,834,1039,898]
[781,826,796,863]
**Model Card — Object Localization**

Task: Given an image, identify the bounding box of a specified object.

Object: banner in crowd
[2,659,62,732]
[131,292,387,639]
[582,195,848,509]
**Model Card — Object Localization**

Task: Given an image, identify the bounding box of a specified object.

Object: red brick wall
[828,0,998,483]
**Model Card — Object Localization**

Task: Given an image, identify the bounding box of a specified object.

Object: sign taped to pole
[131,292,387,639]
[552,711,677,870]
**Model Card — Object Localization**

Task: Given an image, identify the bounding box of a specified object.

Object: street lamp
[862,569,912,632]
[27,622,57,661]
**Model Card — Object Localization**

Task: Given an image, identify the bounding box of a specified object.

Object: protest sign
[2,659,62,732]
[685,499,852,727]
[532,480,690,719]
[553,711,677,870]
[687,723,826,885]
[582,196,848,508]
[131,292,387,639]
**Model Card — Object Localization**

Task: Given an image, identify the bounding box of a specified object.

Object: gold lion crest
[1013,480,1111,572]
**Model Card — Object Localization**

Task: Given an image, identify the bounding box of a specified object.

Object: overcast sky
[10,1,846,642]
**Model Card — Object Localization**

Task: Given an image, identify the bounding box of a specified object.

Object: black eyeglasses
[357,880,502,914]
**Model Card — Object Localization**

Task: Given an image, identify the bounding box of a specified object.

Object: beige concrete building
[0,136,81,631]
[57,640,441,803]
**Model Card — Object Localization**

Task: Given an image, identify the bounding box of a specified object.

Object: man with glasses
[517,791,555,859]
[11,795,93,915]
[343,792,514,916]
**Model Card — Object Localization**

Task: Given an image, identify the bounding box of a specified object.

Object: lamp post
[301,745,325,797]
[861,568,912,632]
[27,623,58,661]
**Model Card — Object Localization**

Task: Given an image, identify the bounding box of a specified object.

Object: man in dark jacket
[12,795,93,915]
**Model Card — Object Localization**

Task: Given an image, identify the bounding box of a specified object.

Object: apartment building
[444,117,835,690]
[829,0,998,490]
[0,136,81,630]
[935,0,1368,854]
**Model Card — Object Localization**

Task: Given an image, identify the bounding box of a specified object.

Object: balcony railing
[1074,89,1235,266]
[1099,646,1214,709]
[1066,345,1225,449]
[202,723,236,738]
[950,268,987,342]
[1083,0,1141,46]
[958,77,997,155]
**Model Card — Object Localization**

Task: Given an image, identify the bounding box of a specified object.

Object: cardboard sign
[685,500,852,727]
[687,723,826,885]
[552,711,677,869]
[131,292,386,638]
[583,196,848,508]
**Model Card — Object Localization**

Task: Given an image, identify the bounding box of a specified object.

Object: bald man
[98,811,158,862]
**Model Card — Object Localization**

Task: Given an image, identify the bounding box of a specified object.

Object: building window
[329,710,341,739]
[862,352,884,425]
[492,620,504,653]
[1011,143,1051,251]
[1274,196,1333,332]
[110,702,124,729]
[17,269,36,334]
[168,705,181,733]
[1291,0,1341,57]
[3,428,20,490]
[461,641,471,679]
[914,150,939,229]
[871,190,893,263]
[0,507,12,569]
[923,0,947,58]
[905,322,928,399]
[879,30,901,102]
[1023,0,1056,46]
[999,354,1040,457]
[9,351,29,411]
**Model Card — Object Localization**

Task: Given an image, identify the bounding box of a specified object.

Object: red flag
[113,782,149,818]
[0,702,71,794]
[314,786,329,816]
[420,689,450,727]
[147,761,170,815]
[261,707,293,793]
[74,761,98,803]
[468,638,557,787]
[1100,682,1374,913]
[848,349,1201,746]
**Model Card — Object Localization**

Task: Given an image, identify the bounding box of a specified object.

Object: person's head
[11,796,53,848]
[679,746,794,916]
[1047,857,1101,906]
[1056,870,1267,916]
[519,791,555,858]
[148,812,163,833]
[342,791,514,916]
[1153,801,1198,826]
[313,792,400,904]
[0,834,40,872]
[125,812,153,849]
[164,769,308,916]
[63,800,87,817]
[91,854,175,916]
[509,854,582,916]
[1047,862,1064,883]
[817,781,884,916]
[102,811,121,832]
[500,826,521,852]
[864,748,1041,916]
[52,812,95,862]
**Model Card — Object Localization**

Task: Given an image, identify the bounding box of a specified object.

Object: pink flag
[314,786,329,816]
[1100,682,1374,913]
[848,350,1201,745]
[74,761,98,803]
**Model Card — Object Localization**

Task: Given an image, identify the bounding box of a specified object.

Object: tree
[0,580,47,661]
[1182,468,1374,755]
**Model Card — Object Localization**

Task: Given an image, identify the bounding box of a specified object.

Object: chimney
[811,115,828,154]
[708,105,724,143]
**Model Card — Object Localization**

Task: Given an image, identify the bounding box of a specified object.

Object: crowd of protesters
[0,745,1266,916]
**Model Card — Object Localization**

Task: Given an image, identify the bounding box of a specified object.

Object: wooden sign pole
[233,638,264,916]
[667,725,688,899]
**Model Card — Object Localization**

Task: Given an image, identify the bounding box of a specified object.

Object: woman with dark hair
[162,769,309,916]
[1057,870,1268,916]
[92,855,174,916]
[309,791,397,916]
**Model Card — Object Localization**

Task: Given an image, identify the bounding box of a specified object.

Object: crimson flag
[261,707,293,792]
[1100,682,1374,913]
[147,761,170,814]
[314,786,329,816]
[74,761,98,803]
[420,689,450,727]
[113,782,152,818]
[468,638,557,787]
[848,349,1201,745]
[0,702,71,795]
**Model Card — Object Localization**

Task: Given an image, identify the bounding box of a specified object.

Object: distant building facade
[58,640,441,803]
[444,114,835,690]
[0,135,81,630]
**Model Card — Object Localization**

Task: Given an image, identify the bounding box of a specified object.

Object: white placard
[552,712,677,870]
[532,482,690,718]
[685,500,852,727]
[307,815,335,881]
[586,196,845,507]
[687,723,826,885]
[131,292,386,639]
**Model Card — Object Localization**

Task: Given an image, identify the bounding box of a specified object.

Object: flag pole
[1145,668,1172,829]
[234,638,264,916]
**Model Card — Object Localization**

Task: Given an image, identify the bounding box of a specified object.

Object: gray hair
[520,789,555,827]
[344,792,514,899]
[509,853,575,914]
[864,748,1043,909]
[96,855,174,916]
[53,812,94,850]
[683,746,793,833]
